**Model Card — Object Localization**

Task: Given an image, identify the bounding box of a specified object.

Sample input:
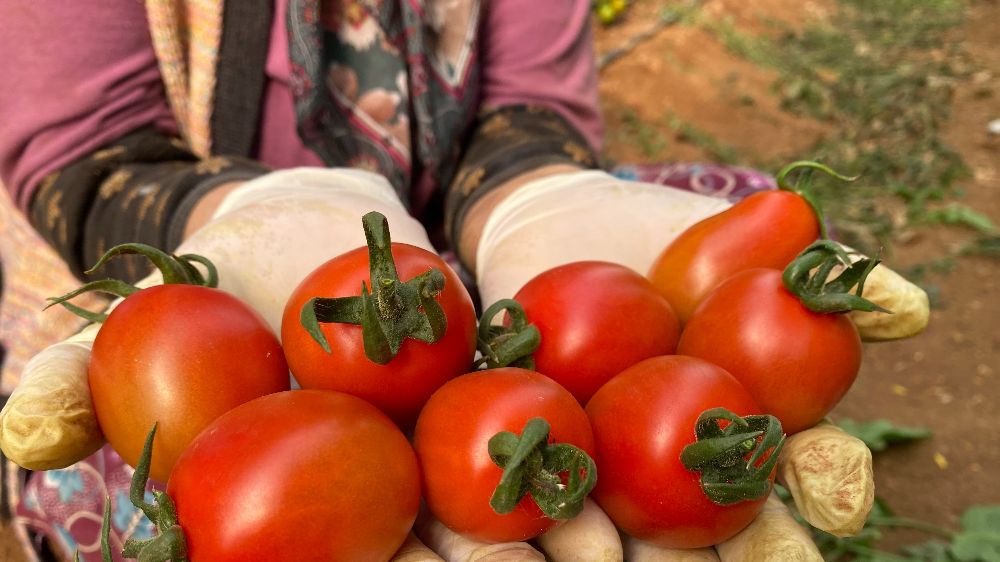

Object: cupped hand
[0,167,434,471]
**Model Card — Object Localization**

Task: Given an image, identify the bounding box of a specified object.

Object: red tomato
[647,189,819,324]
[89,284,289,483]
[167,390,420,562]
[585,355,773,549]
[281,243,477,428]
[677,268,862,434]
[413,368,596,543]
[513,261,680,404]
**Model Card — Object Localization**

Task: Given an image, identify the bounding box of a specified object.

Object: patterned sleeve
[443,104,600,265]
[443,1,603,267]
[28,129,267,282]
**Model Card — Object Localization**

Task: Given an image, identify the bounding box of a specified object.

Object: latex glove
[0,167,433,470]
[470,169,878,559]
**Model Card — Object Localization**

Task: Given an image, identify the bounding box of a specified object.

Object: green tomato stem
[46,242,218,323]
[488,417,597,521]
[475,299,541,370]
[782,240,891,314]
[680,407,785,506]
[99,424,190,562]
[299,211,448,365]
[774,161,859,240]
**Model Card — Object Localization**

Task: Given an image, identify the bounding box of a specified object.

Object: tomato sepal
[782,240,892,314]
[89,423,190,562]
[488,417,597,520]
[299,212,448,365]
[47,242,218,323]
[680,407,785,506]
[475,299,540,370]
[45,278,140,322]
[774,161,858,240]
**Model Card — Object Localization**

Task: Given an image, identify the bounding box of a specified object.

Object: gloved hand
[0,167,435,470]
[450,168,927,561]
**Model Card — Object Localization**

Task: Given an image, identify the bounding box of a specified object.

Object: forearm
[457,163,583,270]
[26,129,267,281]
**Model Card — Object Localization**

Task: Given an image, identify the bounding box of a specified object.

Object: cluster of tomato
[85,163,877,561]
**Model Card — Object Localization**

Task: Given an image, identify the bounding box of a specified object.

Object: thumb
[0,324,103,469]
[715,494,824,562]
[0,270,162,470]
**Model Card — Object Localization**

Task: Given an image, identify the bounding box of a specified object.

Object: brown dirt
[595,0,1000,551]
[596,0,836,166]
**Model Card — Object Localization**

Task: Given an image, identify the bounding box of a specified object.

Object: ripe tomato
[513,261,680,404]
[167,390,420,562]
[677,268,863,434]
[413,368,596,543]
[586,355,776,549]
[89,284,289,483]
[281,241,477,428]
[646,161,854,324]
[647,189,818,324]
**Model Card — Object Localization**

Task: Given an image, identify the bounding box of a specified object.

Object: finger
[622,534,720,561]
[390,532,445,562]
[536,498,623,562]
[414,514,545,562]
[0,324,104,469]
[0,270,162,470]
[777,421,874,536]
[831,242,930,341]
[715,494,823,562]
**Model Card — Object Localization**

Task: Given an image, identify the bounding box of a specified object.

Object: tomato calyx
[680,407,785,506]
[86,424,189,562]
[300,212,448,365]
[774,161,858,240]
[488,417,597,520]
[474,299,540,370]
[782,240,892,314]
[47,242,218,323]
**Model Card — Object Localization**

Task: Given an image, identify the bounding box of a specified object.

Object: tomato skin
[167,390,420,562]
[513,261,680,404]
[280,243,477,428]
[89,284,289,483]
[677,268,862,434]
[647,190,819,324]
[413,368,595,543]
[585,355,767,549]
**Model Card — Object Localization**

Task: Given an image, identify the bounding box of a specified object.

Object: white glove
[474,170,731,306]
[0,167,432,469]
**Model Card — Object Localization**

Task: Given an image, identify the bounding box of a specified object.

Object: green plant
[835,418,933,452]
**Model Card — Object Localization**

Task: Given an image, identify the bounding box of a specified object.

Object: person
[0,1,888,560]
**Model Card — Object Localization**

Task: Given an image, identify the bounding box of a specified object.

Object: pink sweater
[0,1,602,211]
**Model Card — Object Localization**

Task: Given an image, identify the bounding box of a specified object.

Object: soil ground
[1,0,997,559]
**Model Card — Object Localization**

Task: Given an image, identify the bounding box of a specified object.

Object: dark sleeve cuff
[444,104,600,269]
[28,128,268,282]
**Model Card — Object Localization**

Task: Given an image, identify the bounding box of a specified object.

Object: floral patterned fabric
[610,162,777,201]
[7,449,158,562]
[287,0,482,212]
[6,162,777,561]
